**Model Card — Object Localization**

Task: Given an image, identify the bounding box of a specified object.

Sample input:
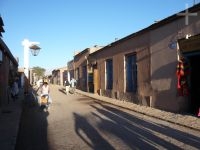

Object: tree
[32,66,46,78]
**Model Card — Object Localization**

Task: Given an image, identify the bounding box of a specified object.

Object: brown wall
[150,10,200,112]
[91,33,151,103]
[0,42,18,107]
[73,6,200,113]
[74,50,89,91]
[0,55,9,106]
[89,9,200,113]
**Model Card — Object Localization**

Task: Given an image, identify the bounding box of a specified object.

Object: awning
[178,34,200,53]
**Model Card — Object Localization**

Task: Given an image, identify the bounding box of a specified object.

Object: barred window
[106,59,113,89]
[125,54,137,92]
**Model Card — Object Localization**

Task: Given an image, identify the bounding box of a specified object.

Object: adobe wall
[74,51,89,91]
[0,52,12,106]
[88,9,200,113]
[92,33,152,104]
[150,11,200,112]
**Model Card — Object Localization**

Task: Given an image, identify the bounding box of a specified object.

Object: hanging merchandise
[176,57,190,96]
[198,108,200,117]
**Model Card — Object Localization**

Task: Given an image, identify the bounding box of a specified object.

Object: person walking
[11,78,19,100]
[70,77,77,88]
[65,80,70,95]
[69,77,77,94]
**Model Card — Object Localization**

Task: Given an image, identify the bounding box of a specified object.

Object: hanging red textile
[176,58,190,96]
[198,108,200,117]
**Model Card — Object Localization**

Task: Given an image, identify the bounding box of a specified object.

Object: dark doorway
[187,53,200,115]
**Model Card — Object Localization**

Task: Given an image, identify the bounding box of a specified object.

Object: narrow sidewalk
[0,88,24,150]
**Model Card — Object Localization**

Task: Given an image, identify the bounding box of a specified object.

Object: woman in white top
[40,81,52,105]
[41,82,49,95]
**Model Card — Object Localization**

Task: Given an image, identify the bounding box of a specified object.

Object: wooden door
[93,67,99,94]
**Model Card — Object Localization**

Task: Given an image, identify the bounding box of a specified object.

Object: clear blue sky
[0,0,199,74]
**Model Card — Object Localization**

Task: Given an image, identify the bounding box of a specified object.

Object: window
[106,59,113,89]
[125,54,137,92]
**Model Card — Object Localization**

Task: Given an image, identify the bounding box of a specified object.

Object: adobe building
[59,66,68,86]
[51,66,68,86]
[86,4,200,115]
[73,45,103,92]
[0,16,18,107]
[67,59,75,80]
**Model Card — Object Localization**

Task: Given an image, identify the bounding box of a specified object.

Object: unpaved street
[15,85,200,150]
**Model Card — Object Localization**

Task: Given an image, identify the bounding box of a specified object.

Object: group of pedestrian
[35,77,77,112]
[65,77,77,95]
[10,76,77,111]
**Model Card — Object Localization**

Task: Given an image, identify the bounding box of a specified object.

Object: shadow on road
[58,88,66,95]
[15,87,49,150]
[75,96,200,149]
[73,112,115,150]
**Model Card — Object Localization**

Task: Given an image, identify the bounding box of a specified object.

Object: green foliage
[32,66,46,77]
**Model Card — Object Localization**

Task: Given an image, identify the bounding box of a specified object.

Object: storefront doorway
[179,34,200,115]
[187,53,200,114]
